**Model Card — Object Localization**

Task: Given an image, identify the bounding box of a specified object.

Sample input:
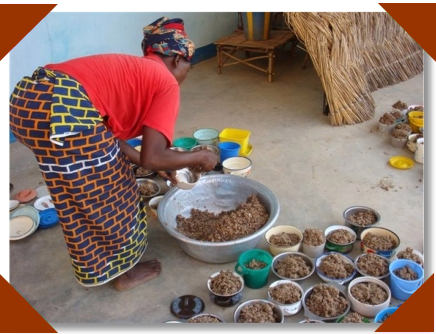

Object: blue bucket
[389,259,424,301]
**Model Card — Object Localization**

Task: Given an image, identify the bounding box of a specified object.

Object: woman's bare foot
[113,259,161,292]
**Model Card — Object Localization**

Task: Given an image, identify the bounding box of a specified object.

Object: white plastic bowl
[171,168,201,190]
[393,248,424,267]
[347,276,391,318]
[148,195,164,219]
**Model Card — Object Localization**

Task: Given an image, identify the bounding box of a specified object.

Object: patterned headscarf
[141,16,195,62]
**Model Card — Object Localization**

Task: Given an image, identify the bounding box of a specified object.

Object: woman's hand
[191,149,218,172]
[157,170,178,185]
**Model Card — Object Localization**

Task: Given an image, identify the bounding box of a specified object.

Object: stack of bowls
[10,205,40,240]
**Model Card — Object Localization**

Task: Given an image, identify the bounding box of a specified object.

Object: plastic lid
[39,208,59,228]
[10,216,35,240]
[15,189,37,203]
[389,156,415,169]
[170,295,204,319]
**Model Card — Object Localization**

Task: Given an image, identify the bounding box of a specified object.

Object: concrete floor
[8,47,425,328]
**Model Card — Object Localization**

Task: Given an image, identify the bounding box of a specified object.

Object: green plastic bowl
[173,137,197,151]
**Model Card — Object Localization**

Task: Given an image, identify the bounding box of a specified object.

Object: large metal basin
[157,174,280,263]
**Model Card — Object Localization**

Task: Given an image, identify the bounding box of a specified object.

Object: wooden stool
[214,29,296,83]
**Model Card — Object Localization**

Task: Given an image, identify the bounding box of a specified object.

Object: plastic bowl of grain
[393,247,424,267]
[347,276,391,318]
[374,306,399,324]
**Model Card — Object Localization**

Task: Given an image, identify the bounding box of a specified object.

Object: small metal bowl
[315,252,356,284]
[136,178,160,198]
[169,146,188,152]
[189,144,219,156]
[132,164,157,179]
[354,253,390,281]
[343,206,381,240]
[233,299,284,323]
[271,251,315,281]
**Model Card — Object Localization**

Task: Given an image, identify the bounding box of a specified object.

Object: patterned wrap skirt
[9,67,148,287]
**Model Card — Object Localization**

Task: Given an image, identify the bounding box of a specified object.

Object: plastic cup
[218,141,240,163]
[234,249,273,289]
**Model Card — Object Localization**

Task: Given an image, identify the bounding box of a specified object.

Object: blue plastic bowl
[374,306,399,324]
[127,138,142,147]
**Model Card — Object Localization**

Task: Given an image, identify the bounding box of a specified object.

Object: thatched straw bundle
[284,12,423,126]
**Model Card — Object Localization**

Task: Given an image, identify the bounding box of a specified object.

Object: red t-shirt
[45,53,179,143]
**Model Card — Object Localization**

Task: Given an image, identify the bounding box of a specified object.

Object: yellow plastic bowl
[408,111,424,133]
[219,128,251,156]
